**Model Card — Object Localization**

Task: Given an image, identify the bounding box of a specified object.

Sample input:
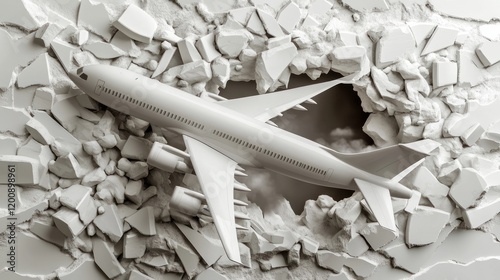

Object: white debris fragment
[216,29,252,58]
[129,269,154,280]
[83,42,125,59]
[25,118,55,145]
[196,268,228,280]
[78,0,114,41]
[125,206,156,235]
[360,223,397,250]
[29,220,66,248]
[449,168,487,209]
[212,57,231,88]
[257,9,285,37]
[228,7,254,25]
[124,231,147,259]
[341,0,388,12]
[17,53,51,88]
[277,2,301,34]
[151,47,178,78]
[176,223,224,266]
[113,4,158,43]
[121,136,152,161]
[255,42,298,93]
[421,26,459,56]
[178,39,203,63]
[93,238,126,278]
[476,41,500,67]
[362,112,398,147]
[408,23,436,47]
[51,40,76,73]
[0,155,39,185]
[458,50,486,87]
[300,236,320,256]
[195,32,221,62]
[71,29,90,46]
[178,60,212,84]
[433,61,457,88]
[96,175,127,204]
[32,87,55,110]
[246,11,266,35]
[35,23,63,47]
[83,141,103,156]
[308,0,333,16]
[125,180,142,205]
[53,207,86,237]
[82,168,107,187]
[376,26,416,68]
[60,184,97,225]
[329,45,369,76]
[406,206,450,246]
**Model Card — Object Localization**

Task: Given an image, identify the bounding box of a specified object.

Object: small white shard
[228,7,255,25]
[195,33,221,62]
[212,57,231,88]
[255,42,298,93]
[300,236,319,256]
[124,231,147,259]
[76,93,100,110]
[60,184,97,225]
[0,0,44,31]
[125,180,142,205]
[338,31,358,46]
[48,153,83,179]
[408,23,436,47]
[0,155,39,185]
[362,112,398,147]
[455,32,467,45]
[78,0,114,41]
[152,47,178,78]
[35,23,63,47]
[178,39,202,63]
[178,60,212,84]
[71,29,89,46]
[308,0,333,16]
[476,41,500,67]
[53,207,86,237]
[17,53,51,88]
[58,259,107,280]
[421,26,459,56]
[93,238,126,278]
[458,50,486,87]
[461,123,485,146]
[341,0,388,12]
[196,268,227,280]
[0,107,30,135]
[51,40,75,73]
[346,233,369,257]
[257,9,285,37]
[432,61,457,88]
[406,206,450,246]
[360,223,397,250]
[129,269,154,280]
[82,168,106,186]
[329,45,369,76]
[110,30,140,56]
[121,136,152,161]
[463,192,500,228]
[93,203,124,242]
[25,118,55,145]
[246,11,266,35]
[411,166,449,198]
[449,168,487,209]
[216,29,251,58]
[84,42,125,59]
[301,15,319,29]
[113,4,157,44]
[0,138,17,155]
[32,87,55,110]
[125,206,156,235]
[327,272,349,280]
[376,26,416,68]
[29,220,66,248]
[277,2,301,34]
[175,243,200,276]
[176,223,224,266]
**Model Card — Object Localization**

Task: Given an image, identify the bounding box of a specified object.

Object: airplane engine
[170,186,204,216]
[147,142,192,174]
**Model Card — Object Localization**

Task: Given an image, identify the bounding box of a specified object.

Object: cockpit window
[77,67,84,75]
[79,73,88,80]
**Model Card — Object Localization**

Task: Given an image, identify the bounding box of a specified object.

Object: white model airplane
[70,65,439,264]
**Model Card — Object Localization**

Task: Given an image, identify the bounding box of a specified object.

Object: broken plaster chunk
[125,180,143,205]
[246,11,266,36]
[362,112,398,147]
[35,23,63,47]
[84,42,125,59]
[121,136,152,161]
[195,32,221,62]
[83,141,103,156]
[228,7,254,25]
[329,45,369,76]
[17,53,51,88]
[259,253,287,271]
[432,61,457,88]
[124,231,147,259]
[93,238,126,278]
[316,251,344,273]
[463,192,500,228]
[113,4,157,44]
[60,184,97,225]
[277,2,301,34]
[127,161,149,180]
[178,39,202,64]
[78,0,114,41]
[476,41,500,67]
[71,29,90,46]
[58,259,107,280]
[257,9,285,37]
[29,220,66,248]
[25,118,55,145]
[411,166,449,198]
[175,243,200,277]
[216,29,251,58]
[0,155,39,185]
[51,40,76,73]
[360,223,397,250]
[53,207,86,237]
[255,42,298,93]
[449,168,487,209]
[408,22,436,47]
[406,206,450,246]
[151,47,178,79]
[82,168,107,187]
[49,153,83,179]
[178,60,212,84]
[196,268,228,280]
[0,0,45,31]
[33,87,56,110]
[421,26,459,56]
[176,223,224,266]
[96,175,126,204]
[125,206,156,235]
[211,57,231,88]
[376,26,416,68]
[129,269,154,280]
[300,236,320,256]
[93,203,124,242]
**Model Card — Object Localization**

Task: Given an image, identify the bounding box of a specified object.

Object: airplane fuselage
[71,65,411,197]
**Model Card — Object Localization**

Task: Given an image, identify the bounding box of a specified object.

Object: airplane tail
[321,139,440,181]
[321,139,440,234]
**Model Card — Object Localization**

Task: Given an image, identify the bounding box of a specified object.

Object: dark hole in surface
[219,71,372,214]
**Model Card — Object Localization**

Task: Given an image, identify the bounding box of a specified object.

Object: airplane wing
[355,178,398,234]
[183,136,242,264]
[217,73,356,122]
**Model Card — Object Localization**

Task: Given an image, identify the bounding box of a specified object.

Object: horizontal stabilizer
[321,139,440,180]
[355,178,398,234]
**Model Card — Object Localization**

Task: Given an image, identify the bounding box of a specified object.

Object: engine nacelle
[170,186,203,217]
[147,142,192,173]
